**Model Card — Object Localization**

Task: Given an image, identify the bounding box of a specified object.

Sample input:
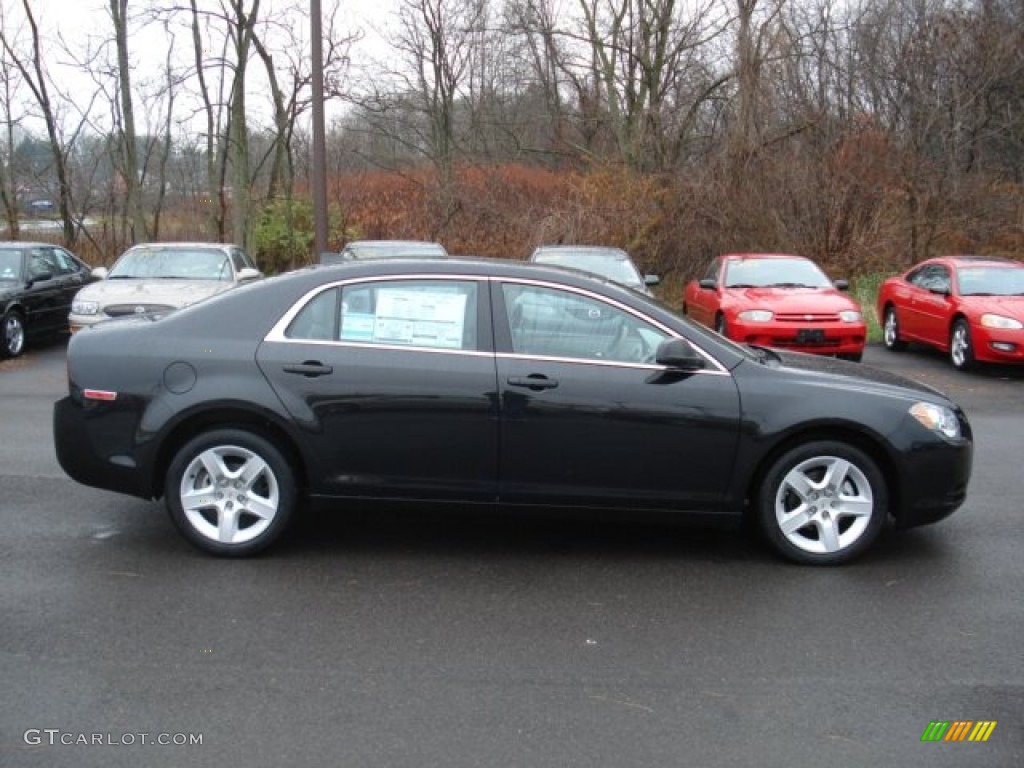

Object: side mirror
[833,279,849,291]
[237,267,262,281]
[655,338,706,371]
[698,278,717,290]
[644,274,661,287]
[91,267,109,279]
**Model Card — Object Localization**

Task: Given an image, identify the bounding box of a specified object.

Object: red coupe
[683,253,867,361]
[877,256,1024,370]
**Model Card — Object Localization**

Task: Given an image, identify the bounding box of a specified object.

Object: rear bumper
[53,395,155,499]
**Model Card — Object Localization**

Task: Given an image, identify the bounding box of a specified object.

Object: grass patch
[850,272,890,344]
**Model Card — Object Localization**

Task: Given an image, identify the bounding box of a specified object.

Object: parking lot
[1,337,1021,767]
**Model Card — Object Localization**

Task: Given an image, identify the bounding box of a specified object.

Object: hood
[728,287,858,312]
[771,348,947,400]
[960,294,1024,320]
[76,278,234,308]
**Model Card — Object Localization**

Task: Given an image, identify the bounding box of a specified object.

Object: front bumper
[731,320,866,356]
[973,325,1024,364]
[892,413,973,529]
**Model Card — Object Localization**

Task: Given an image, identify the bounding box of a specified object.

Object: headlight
[909,402,961,439]
[980,314,1023,330]
[71,300,99,315]
[839,310,863,323]
[737,310,773,322]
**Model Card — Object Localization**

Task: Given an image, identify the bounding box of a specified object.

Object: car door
[21,248,64,333]
[687,257,721,326]
[903,264,952,343]
[48,247,90,323]
[257,276,500,501]
[493,279,742,510]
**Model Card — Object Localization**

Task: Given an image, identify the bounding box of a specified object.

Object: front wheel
[758,441,887,565]
[165,429,297,556]
[949,319,976,371]
[882,306,906,351]
[2,310,25,358]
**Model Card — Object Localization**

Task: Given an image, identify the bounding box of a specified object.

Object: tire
[882,305,906,351]
[714,313,727,337]
[949,318,976,371]
[758,441,887,565]
[165,429,296,556]
[1,310,25,358]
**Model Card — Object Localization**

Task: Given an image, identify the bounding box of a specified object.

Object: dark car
[877,255,1024,370]
[54,258,972,565]
[1,241,95,358]
[529,245,660,296]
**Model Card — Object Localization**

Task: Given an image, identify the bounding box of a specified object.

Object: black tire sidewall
[758,441,887,565]
[165,428,296,556]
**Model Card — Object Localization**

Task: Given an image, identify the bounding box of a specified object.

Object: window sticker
[343,287,468,349]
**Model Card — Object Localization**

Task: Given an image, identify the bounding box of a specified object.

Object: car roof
[531,245,631,260]
[0,241,70,249]
[721,253,813,261]
[939,255,1020,268]
[121,242,237,251]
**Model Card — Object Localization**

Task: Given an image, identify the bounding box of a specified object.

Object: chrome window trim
[493,276,730,375]
[496,352,730,376]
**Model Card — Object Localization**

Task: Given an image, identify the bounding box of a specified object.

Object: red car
[683,253,867,361]
[877,255,1024,370]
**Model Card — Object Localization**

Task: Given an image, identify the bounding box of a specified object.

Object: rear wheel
[882,306,906,351]
[949,319,976,371]
[165,429,296,556]
[758,441,887,565]
[1,310,25,358]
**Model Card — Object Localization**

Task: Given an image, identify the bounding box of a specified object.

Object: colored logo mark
[921,720,997,742]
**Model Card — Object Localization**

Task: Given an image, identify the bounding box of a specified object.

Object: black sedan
[54,258,973,564]
[1,241,95,358]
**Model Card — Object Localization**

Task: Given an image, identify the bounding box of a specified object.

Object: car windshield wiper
[725,283,757,288]
[770,282,817,288]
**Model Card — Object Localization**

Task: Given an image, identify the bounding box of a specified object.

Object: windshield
[0,249,21,280]
[957,265,1024,296]
[724,257,832,288]
[108,247,232,281]
[533,251,644,288]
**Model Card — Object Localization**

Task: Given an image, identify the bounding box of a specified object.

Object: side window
[28,248,57,279]
[287,280,480,351]
[503,284,668,364]
[286,288,339,341]
[233,248,257,271]
[50,248,78,275]
[703,258,720,281]
[911,265,950,292]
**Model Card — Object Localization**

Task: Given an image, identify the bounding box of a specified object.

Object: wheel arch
[742,425,900,523]
[151,406,309,500]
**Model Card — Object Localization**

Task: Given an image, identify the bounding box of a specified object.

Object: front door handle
[283,361,334,378]
[507,374,559,391]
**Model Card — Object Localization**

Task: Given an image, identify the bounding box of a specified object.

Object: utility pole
[310,0,328,257]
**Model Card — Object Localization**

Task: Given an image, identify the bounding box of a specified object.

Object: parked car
[68,242,262,332]
[321,240,448,265]
[683,253,867,361]
[0,241,95,358]
[528,245,660,296]
[877,256,1024,370]
[54,257,972,565]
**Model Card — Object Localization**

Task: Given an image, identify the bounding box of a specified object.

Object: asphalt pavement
[1,337,1021,768]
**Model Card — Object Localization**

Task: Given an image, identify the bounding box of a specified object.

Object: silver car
[69,242,262,332]
[528,245,660,296]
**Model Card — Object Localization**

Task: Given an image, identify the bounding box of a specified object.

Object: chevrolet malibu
[54,258,972,564]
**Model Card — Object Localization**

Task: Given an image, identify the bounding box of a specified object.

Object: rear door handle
[283,361,334,378]
[507,375,559,391]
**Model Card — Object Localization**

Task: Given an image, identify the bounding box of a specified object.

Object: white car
[69,243,262,331]
[528,245,660,296]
